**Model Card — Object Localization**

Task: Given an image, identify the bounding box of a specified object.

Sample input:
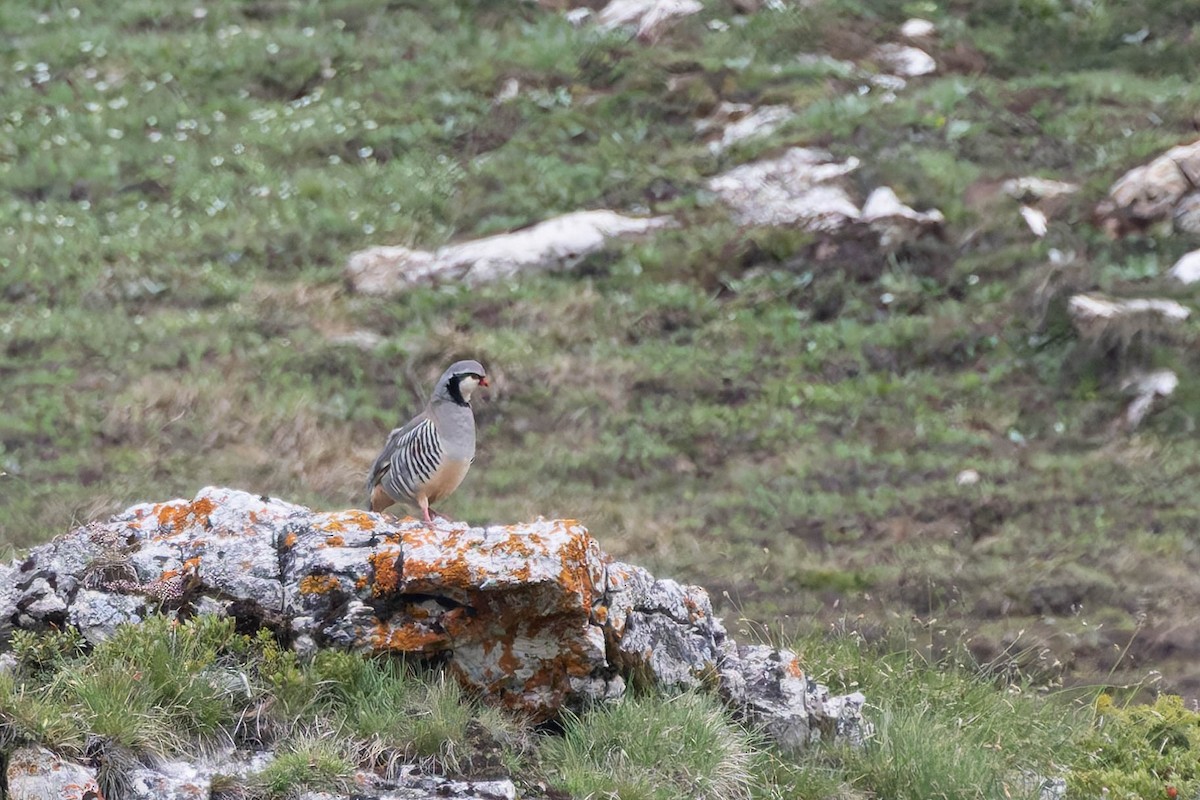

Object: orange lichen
[556,531,595,614]
[491,532,535,558]
[497,640,521,674]
[786,656,803,679]
[283,531,298,548]
[372,621,449,652]
[298,575,343,596]
[369,551,402,596]
[154,497,217,532]
[315,510,377,534]
[324,535,345,547]
[355,575,368,591]
[183,556,202,572]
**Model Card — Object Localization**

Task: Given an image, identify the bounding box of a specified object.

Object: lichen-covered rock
[0,487,868,749]
[6,745,103,800]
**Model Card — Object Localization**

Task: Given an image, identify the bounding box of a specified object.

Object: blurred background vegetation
[4,0,1200,705]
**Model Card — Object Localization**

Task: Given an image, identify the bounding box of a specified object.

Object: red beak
[480,377,490,387]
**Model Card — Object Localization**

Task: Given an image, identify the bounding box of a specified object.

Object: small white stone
[900,18,937,38]
[1020,204,1048,237]
[1170,250,1200,284]
[956,469,981,487]
[873,43,937,77]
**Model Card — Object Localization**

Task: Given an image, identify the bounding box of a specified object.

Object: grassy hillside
[4,0,1200,730]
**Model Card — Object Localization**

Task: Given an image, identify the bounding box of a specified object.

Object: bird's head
[437,359,489,407]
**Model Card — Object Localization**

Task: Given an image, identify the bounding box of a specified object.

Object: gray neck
[431,399,476,460]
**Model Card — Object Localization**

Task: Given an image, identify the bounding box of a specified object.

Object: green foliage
[1070,694,1200,800]
[254,735,355,799]
[542,692,756,800]
[796,628,1087,800]
[9,627,86,678]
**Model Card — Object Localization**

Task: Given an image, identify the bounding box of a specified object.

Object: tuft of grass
[542,692,756,800]
[253,733,355,800]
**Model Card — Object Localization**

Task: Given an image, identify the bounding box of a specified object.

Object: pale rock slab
[345,211,674,297]
[1068,294,1190,340]
[707,147,862,230]
[697,103,795,154]
[596,0,704,41]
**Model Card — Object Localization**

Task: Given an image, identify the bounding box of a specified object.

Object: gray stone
[127,760,210,800]
[7,745,102,800]
[1173,191,1200,234]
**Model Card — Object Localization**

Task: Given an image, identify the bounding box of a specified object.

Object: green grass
[8,616,1196,800]
[543,692,757,800]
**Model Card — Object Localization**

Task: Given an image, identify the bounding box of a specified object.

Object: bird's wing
[365,411,430,505]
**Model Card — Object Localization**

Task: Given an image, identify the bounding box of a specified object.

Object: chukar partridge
[366,359,488,522]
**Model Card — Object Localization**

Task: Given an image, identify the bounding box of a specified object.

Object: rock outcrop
[0,487,868,755]
[1095,139,1200,236]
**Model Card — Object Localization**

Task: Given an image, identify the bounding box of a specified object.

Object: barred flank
[384,418,442,501]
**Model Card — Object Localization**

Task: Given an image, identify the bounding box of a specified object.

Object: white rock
[345,210,675,296]
[860,186,944,225]
[1068,294,1191,341]
[861,186,944,246]
[1122,369,1179,398]
[1120,369,1179,431]
[873,43,937,77]
[564,7,593,26]
[1003,176,1080,201]
[597,0,704,40]
[699,104,795,154]
[1169,249,1200,284]
[707,147,862,229]
[1102,140,1200,225]
[956,469,981,487]
[900,18,937,38]
[1020,205,1048,237]
[493,77,520,104]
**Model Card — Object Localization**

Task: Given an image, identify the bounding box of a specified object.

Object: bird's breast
[422,457,472,505]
